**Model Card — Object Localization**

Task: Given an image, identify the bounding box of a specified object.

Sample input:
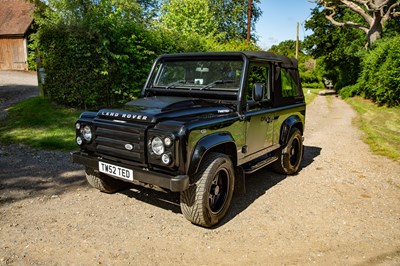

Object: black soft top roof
[158,51,298,69]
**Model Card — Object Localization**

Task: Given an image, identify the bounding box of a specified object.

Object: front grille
[94,120,148,164]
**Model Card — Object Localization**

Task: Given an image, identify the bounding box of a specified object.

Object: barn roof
[0,0,34,37]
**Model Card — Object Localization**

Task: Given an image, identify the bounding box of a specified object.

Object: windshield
[151,59,244,92]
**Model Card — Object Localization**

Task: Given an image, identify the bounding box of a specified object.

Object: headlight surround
[148,133,176,167]
[82,125,93,142]
[151,137,165,155]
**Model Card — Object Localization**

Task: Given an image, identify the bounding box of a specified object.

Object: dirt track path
[1,87,400,265]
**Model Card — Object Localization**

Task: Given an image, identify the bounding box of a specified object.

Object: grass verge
[0,97,81,151]
[345,96,400,161]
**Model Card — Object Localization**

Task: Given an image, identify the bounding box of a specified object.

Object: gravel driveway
[0,72,399,265]
[0,71,38,119]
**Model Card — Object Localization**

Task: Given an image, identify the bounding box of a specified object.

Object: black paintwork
[72,51,306,192]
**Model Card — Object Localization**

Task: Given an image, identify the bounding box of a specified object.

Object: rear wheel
[272,128,303,175]
[180,153,235,227]
[85,167,128,193]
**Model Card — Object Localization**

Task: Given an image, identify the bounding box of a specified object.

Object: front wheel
[272,128,304,175]
[180,153,235,227]
[85,167,128,193]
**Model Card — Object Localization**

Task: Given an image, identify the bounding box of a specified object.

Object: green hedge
[358,36,400,106]
[339,83,361,99]
[302,82,324,89]
[38,20,180,109]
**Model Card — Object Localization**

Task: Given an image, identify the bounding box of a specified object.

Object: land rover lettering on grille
[72,51,306,228]
[101,111,149,121]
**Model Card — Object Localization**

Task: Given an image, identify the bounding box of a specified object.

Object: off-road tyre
[85,167,128,194]
[272,128,303,175]
[180,152,235,228]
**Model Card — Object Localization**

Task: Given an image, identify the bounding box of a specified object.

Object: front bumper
[71,152,189,192]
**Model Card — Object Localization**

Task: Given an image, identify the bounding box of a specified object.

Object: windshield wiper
[165,80,186,89]
[200,80,234,90]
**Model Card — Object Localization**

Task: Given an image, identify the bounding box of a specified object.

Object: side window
[281,69,299,97]
[247,63,270,100]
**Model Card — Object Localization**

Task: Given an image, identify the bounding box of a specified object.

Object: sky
[255,0,317,50]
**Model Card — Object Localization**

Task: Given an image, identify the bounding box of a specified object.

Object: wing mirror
[253,83,264,102]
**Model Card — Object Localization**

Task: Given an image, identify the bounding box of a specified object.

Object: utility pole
[247,0,252,42]
[296,22,299,59]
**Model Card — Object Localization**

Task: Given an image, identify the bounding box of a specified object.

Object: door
[0,37,27,70]
[244,62,275,156]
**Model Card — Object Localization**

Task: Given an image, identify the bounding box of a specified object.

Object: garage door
[0,37,28,70]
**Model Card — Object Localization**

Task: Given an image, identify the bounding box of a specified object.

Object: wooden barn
[0,0,35,71]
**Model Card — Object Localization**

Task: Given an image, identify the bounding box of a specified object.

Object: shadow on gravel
[0,85,39,120]
[1,142,322,224]
[0,144,87,204]
[120,186,181,214]
[0,85,38,110]
[219,145,322,228]
[221,168,288,227]
[116,145,322,228]
[355,249,400,266]
[302,145,322,168]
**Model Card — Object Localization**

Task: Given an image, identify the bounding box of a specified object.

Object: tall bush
[359,36,400,106]
[33,0,187,109]
[38,21,161,109]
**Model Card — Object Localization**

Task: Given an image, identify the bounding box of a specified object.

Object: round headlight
[164,137,173,147]
[161,153,172,165]
[75,123,81,130]
[76,136,83,145]
[82,126,92,142]
[151,137,164,155]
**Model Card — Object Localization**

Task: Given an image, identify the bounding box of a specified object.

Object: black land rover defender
[72,51,306,227]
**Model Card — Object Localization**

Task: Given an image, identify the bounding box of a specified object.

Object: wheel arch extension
[279,115,304,146]
[188,132,237,176]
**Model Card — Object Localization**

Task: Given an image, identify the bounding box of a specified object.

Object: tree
[312,0,400,47]
[268,40,298,58]
[159,0,216,37]
[159,0,262,42]
[304,6,366,88]
[136,0,161,20]
[210,0,262,41]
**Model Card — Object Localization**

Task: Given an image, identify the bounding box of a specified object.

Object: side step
[243,156,278,174]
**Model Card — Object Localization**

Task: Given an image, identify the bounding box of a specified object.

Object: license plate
[98,161,133,181]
